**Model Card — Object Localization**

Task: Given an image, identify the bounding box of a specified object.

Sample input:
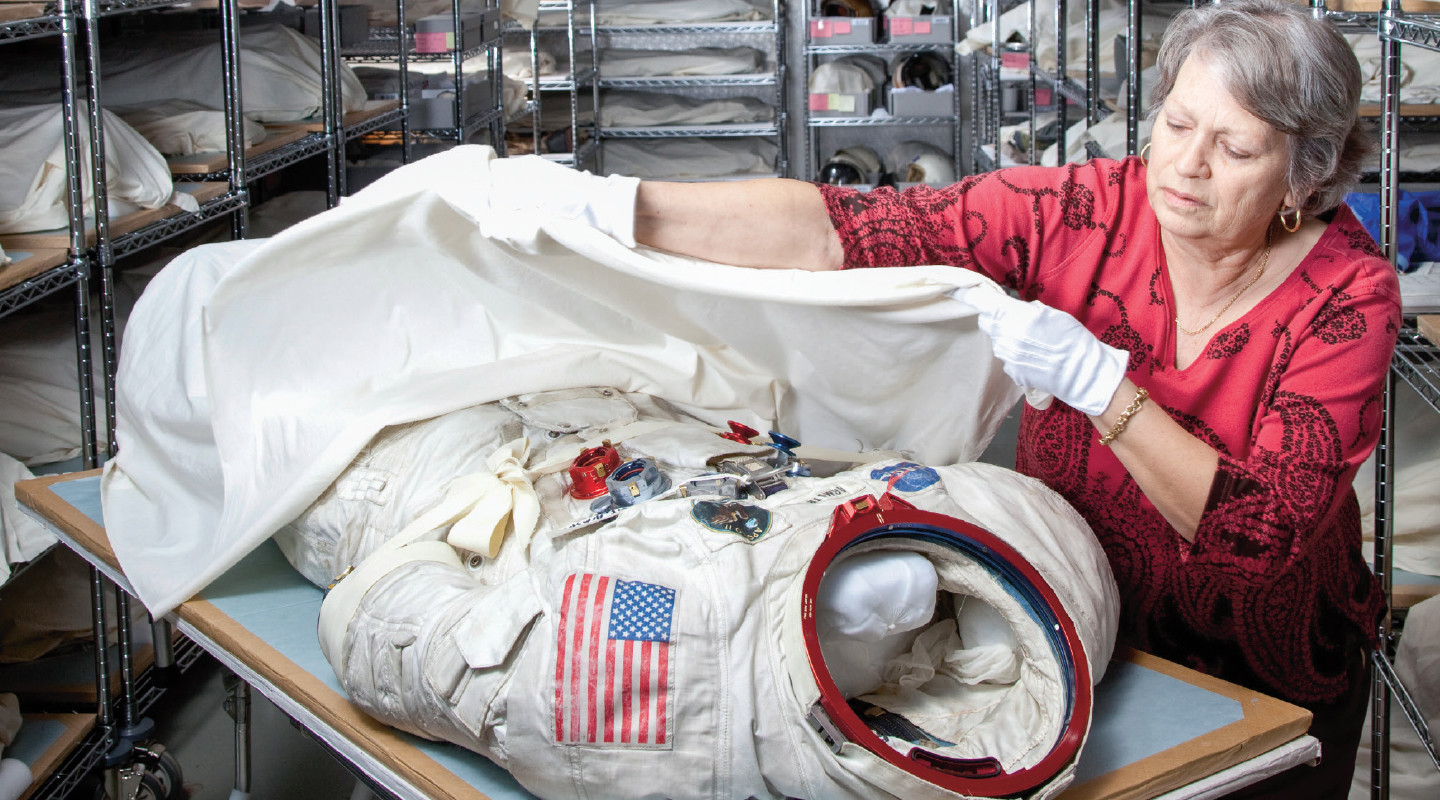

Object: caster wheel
[134,745,184,800]
[85,770,167,800]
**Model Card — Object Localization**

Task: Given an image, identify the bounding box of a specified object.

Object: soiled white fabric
[600,47,766,77]
[599,91,775,127]
[0,453,54,584]
[1348,595,1440,800]
[0,104,173,235]
[117,100,266,156]
[0,267,154,465]
[1352,32,1440,106]
[602,137,778,178]
[101,144,1025,617]
[502,49,559,80]
[0,26,366,123]
[1358,384,1440,577]
[595,0,766,24]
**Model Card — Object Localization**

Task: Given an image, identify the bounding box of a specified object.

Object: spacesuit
[277,387,1120,800]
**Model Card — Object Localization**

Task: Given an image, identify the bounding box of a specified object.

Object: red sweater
[819,157,1399,704]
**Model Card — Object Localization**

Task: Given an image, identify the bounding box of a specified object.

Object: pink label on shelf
[1001,51,1029,70]
[916,21,931,34]
[889,18,913,36]
[1036,88,1053,105]
[836,20,852,34]
[809,93,829,111]
[811,20,831,37]
[415,31,451,53]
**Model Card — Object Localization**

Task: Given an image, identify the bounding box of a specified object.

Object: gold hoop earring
[1140,143,1151,165]
[1279,207,1302,233]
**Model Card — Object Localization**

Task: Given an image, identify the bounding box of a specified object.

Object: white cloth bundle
[502,48,559,80]
[595,0,766,25]
[0,452,54,585]
[117,100,267,156]
[100,145,1030,617]
[600,47,766,77]
[0,103,173,235]
[599,91,775,126]
[1351,32,1440,106]
[0,26,366,123]
[602,137,778,178]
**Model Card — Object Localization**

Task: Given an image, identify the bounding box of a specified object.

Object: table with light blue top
[17,472,1321,800]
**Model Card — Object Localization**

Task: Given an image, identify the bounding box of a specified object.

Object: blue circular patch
[870,462,940,492]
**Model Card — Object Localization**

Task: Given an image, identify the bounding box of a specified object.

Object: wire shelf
[598,73,777,89]
[806,41,954,55]
[0,13,63,43]
[595,21,778,36]
[92,0,189,18]
[345,108,407,140]
[111,192,247,259]
[808,115,957,127]
[599,122,779,138]
[1394,320,1440,416]
[0,261,81,319]
[27,727,104,800]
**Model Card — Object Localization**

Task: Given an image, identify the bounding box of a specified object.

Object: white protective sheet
[101,145,1024,617]
[599,47,766,78]
[116,100,266,157]
[0,26,366,124]
[603,137,778,178]
[0,104,173,235]
[0,452,53,585]
[595,0,767,25]
[599,91,775,126]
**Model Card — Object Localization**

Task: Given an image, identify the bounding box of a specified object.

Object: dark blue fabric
[1345,190,1440,272]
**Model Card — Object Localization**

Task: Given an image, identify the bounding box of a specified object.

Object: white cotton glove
[974,294,1129,417]
[485,155,641,247]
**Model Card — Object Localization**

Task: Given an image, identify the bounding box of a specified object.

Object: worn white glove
[975,294,1129,417]
[486,155,641,247]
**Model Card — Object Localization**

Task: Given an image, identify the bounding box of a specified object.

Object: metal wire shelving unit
[506,0,598,169]
[802,3,961,184]
[1372,4,1440,794]
[591,6,786,179]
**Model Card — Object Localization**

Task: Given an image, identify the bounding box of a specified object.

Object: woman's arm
[1089,378,1216,541]
[634,178,843,271]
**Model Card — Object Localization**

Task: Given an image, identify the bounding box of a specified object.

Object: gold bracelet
[1098,387,1149,446]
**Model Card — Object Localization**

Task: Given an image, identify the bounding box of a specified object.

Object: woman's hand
[975,295,1129,416]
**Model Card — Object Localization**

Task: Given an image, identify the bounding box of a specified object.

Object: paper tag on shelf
[889,18,913,36]
[1001,51,1029,70]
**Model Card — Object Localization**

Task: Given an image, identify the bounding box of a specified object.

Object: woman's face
[1146,52,1293,249]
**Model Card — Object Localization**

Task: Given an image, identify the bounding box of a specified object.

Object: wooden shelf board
[264,99,401,133]
[0,183,229,250]
[166,128,312,175]
[0,248,68,293]
[16,712,97,800]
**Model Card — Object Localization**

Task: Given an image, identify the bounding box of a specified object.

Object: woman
[489,0,1397,793]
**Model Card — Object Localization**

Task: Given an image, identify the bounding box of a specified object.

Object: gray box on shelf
[883,15,953,44]
[301,5,369,47]
[410,86,491,129]
[887,87,955,117]
[415,10,498,53]
[809,16,877,45]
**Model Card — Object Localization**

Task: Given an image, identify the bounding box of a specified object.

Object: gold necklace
[1175,227,1272,337]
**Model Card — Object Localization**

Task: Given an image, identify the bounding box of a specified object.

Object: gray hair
[1148,0,1371,215]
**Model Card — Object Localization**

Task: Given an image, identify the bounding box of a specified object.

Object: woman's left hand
[974,294,1129,416]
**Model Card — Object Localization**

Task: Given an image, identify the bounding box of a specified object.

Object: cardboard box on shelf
[809,16,877,45]
[887,87,955,117]
[414,10,498,53]
[302,4,369,47]
[884,15,953,44]
[809,91,871,117]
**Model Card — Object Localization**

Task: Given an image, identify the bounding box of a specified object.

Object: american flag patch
[554,573,676,747]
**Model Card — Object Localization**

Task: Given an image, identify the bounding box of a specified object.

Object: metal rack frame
[593,4,788,179]
[512,0,599,168]
[1373,6,1440,797]
[802,3,961,183]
